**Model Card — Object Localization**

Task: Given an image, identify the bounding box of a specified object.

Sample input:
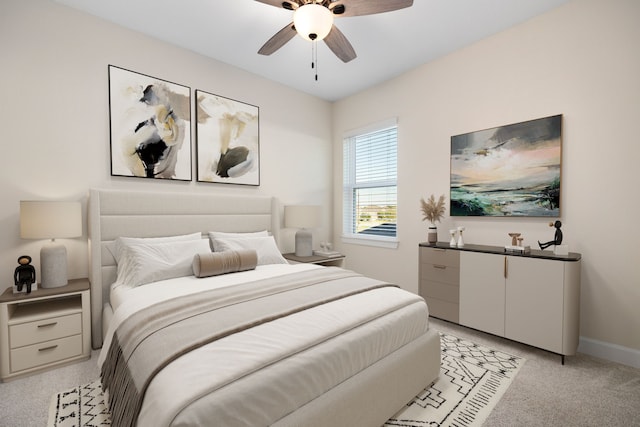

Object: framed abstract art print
[108,65,192,181]
[450,114,562,217]
[195,90,260,186]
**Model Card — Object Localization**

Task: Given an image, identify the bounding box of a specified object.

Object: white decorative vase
[457,226,465,247]
[449,229,457,247]
[427,225,438,244]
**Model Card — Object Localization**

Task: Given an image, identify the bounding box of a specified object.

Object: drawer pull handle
[38,345,58,352]
[433,265,446,270]
[37,322,58,328]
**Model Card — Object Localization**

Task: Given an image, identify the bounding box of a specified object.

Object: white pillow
[116,239,211,287]
[208,230,268,247]
[111,232,202,263]
[211,236,288,265]
[209,230,268,239]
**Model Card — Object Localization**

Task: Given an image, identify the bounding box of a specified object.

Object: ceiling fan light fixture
[293,3,334,42]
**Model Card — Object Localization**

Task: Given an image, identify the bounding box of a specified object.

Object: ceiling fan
[256,0,414,63]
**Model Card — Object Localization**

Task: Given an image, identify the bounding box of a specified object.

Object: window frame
[341,118,399,249]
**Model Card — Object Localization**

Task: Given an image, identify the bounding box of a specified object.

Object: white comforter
[99,264,430,427]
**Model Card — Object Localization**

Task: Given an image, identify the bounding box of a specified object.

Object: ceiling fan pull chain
[311,40,319,81]
[315,42,319,81]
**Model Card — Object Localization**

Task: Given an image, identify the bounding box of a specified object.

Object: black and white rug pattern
[386,333,524,426]
[48,333,524,427]
[48,379,110,427]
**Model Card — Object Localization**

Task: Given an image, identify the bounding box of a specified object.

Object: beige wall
[333,0,640,363]
[0,0,333,283]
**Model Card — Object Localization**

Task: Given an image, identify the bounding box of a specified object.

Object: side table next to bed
[0,278,91,381]
[283,252,346,267]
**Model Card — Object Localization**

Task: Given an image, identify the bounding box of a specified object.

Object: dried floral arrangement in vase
[420,194,446,244]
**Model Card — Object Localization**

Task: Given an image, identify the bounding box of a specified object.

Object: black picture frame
[108,65,192,181]
[195,89,260,186]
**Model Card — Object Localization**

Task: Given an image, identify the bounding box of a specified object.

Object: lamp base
[294,229,313,257]
[41,241,68,288]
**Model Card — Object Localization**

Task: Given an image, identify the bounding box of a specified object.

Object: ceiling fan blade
[330,0,413,17]
[254,0,299,10]
[324,25,356,63]
[258,22,297,55]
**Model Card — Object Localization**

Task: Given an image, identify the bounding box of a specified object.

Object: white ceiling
[53,0,569,102]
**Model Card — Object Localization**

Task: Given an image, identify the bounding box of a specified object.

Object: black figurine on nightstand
[14,255,36,294]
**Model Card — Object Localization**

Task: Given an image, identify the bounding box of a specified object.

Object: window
[342,119,398,248]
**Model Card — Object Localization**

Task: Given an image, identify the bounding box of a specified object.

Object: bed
[88,188,440,427]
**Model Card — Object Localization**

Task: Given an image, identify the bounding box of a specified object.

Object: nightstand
[0,278,91,382]
[283,253,346,267]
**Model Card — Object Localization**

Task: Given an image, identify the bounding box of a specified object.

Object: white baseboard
[578,336,640,369]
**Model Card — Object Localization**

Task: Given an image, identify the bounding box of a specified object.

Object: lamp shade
[20,201,81,288]
[285,205,321,229]
[293,3,334,41]
[20,201,82,239]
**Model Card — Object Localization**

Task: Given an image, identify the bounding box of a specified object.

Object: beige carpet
[48,333,524,427]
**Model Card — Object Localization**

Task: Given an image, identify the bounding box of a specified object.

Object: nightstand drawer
[10,334,82,373]
[9,313,82,348]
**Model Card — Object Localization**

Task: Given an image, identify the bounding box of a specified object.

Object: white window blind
[343,119,398,246]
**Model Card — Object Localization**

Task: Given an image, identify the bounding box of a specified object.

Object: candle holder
[505,232,530,253]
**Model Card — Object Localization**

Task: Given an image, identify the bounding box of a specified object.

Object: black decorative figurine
[14,255,36,294]
[538,220,563,250]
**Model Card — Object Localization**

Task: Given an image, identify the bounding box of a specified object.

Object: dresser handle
[37,322,57,328]
[433,265,446,270]
[38,345,58,352]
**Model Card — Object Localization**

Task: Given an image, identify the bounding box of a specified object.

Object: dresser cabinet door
[505,257,564,353]
[459,251,505,336]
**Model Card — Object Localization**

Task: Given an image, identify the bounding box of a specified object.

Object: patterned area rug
[48,380,109,427]
[48,333,524,427]
[386,333,524,426]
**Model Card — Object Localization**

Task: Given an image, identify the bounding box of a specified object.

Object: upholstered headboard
[87,188,280,348]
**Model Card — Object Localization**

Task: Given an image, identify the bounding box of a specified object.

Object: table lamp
[20,201,82,288]
[284,205,321,257]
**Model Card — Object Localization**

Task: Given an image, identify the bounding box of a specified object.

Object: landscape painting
[109,65,192,181]
[450,115,562,217]
[196,90,260,186]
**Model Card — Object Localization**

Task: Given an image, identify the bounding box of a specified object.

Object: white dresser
[419,243,581,362]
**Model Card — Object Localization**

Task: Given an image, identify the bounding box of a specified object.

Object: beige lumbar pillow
[192,249,258,278]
